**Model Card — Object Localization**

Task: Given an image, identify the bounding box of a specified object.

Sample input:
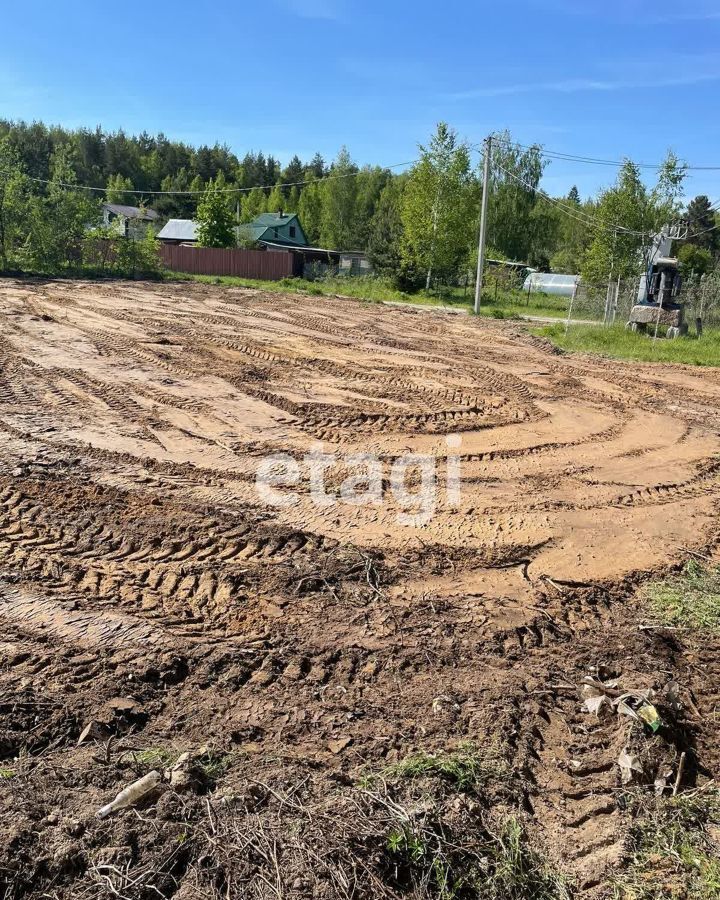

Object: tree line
[0,118,717,286]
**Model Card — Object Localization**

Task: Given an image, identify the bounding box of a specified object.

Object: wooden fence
[159,244,296,280]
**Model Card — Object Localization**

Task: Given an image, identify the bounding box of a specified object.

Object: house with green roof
[241,212,307,247]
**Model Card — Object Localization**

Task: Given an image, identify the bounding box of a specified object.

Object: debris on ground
[96,770,162,819]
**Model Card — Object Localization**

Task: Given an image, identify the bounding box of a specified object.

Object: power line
[491,158,649,237]
[7,133,720,199]
[489,137,720,172]
[4,131,719,242]
[687,205,720,238]
[3,158,418,198]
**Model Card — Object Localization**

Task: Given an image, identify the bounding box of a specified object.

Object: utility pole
[474,135,492,315]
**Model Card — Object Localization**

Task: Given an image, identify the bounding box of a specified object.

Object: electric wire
[489,136,720,172]
[490,158,650,237]
[2,132,718,243]
[4,158,419,197]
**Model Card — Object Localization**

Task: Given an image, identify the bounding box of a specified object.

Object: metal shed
[156,219,198,244]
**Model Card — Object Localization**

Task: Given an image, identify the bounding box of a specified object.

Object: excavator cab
[628,256,687,338]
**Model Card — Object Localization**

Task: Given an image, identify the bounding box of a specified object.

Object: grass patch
[357,744,569,898]
[370,742,508,792]
[384,815,570,900]
[484,817,572,900]
[194,748,233,782]
[644,561,720,629]
[479,289,569,320]
[613,790,720,899]
[129,747,177,769]
[536,323,720,366]
[170,272,570,320]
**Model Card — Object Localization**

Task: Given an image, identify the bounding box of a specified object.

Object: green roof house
[243,212,307,247]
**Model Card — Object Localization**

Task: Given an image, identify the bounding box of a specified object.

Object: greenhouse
[523,272,580,297]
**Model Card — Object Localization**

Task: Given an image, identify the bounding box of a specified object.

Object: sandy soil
[1,278,719,899]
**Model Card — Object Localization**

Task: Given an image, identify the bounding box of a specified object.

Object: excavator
[627,227,687,338]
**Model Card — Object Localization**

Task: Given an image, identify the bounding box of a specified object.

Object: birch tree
[400,123,475,289]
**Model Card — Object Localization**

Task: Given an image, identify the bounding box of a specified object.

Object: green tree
[320,147,358,249]
[0,138,30,269]
[367,178,404,274]
[298,181,323,244]
[266,181,285,214]
[306,153,325,180]
[195,178,236,248]
[189,174,205,194]
[155,167,192,218]
[401,122,475,289]
[581,161,646,284]
[287,185,300,213]
[241,186,266,222]
[546,190,595,274]
[106,173,135,204]
[487,132,547,264]
[368,177,423,291]
[685,195,719,255]
[677,243,713,277]
[281,155,304,191]
[581,153,686,285]
[24,145,100,272]
[354,166,390,250]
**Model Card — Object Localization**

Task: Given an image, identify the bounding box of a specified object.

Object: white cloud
[448,70,720,101]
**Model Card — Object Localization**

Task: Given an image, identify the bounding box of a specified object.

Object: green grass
[613,790,720,899]
[130,747,177,769]
[194,748,234,782]
[644,561,720,629]
[370,742,508,792]
[171,272,570,320]
[480,288,569,320]
[485,817,572,900]
[536,323,720,366]
[384,815,570,900]
[362,744,569,899]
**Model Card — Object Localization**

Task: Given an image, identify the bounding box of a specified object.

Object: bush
[392,259,426,293]
[114,227,162,277]
[82,226,118,272]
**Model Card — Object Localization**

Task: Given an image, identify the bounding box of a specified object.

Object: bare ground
[0,278,719,898]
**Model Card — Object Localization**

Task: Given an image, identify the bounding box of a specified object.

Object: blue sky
[3,0,720,200]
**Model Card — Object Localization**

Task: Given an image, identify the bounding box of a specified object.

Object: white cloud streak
[449,71,720,100]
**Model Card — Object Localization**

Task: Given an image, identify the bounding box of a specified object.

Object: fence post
[565,281,578,335]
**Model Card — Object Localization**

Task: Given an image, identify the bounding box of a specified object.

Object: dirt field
[1,278,719,899]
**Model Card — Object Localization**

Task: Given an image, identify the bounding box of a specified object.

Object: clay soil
[0,278,719,899]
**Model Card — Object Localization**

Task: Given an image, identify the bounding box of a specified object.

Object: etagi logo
[256,435,462,526]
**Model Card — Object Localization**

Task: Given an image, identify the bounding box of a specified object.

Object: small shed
[339,251,372,275]
[156,219,198,245]
[102,203,158,238]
